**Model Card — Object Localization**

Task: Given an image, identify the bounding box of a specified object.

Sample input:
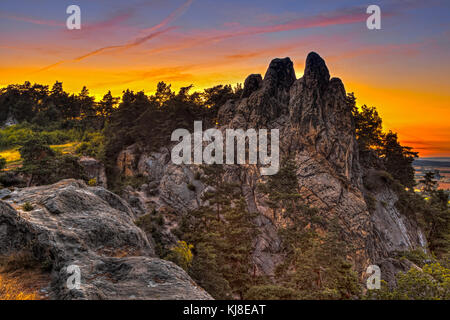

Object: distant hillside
[414,158,450,168]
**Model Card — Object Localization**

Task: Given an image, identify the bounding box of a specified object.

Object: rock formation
[0,52,428,299]
[0,179,211,300]
[115,52,427,282]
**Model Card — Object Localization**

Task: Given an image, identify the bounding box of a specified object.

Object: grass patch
[0,249,52,300]
[50,142,79,154]
[0,148,21,163]
[0,148,21,170]
[0,274,38,300]
[0,142,80,171]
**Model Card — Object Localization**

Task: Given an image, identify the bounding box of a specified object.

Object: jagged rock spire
[241,74,263,98]
[263,57,296,90]
[303,52,330,87]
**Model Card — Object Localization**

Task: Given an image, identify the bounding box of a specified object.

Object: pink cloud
[64,8,136,39]
[326,42,421,62]
[145,7,378,55]
[33,0,193,73]
[0,13,65,27]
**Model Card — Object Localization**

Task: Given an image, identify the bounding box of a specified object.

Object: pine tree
[178,165,257,299]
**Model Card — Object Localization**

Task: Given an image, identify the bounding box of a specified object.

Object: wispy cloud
[34,0,194,73]
[65,8,136,39]
[139,0,193,35]
[145,6,379,55]
[91,65,195,88]
[326,42,421,62]
[403,140,450,154]
[0,13,65,27]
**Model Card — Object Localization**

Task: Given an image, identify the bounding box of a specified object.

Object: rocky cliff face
[115,52,427,283]
[0,179,211,300]
[78,157,107,188]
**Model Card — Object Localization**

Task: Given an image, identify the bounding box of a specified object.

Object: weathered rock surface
[0,179,212,300]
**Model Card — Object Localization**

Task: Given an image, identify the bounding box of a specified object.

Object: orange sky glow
[1,0,449,157]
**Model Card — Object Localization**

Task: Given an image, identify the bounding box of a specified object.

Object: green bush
[165,241,194,271]
[0,124,80,151]
[0,157,6,171]
[0,172,25,187]
[135,211,167,257]
[398,249,432,268]
[18,137,85,186]
[22,202,33,211]
[244,285,300,300]
[366,263,450,300]
[75,132,105,159]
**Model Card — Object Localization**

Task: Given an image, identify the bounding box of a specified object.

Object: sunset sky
[0,0,449,156]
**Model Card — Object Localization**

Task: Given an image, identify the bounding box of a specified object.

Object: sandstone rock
[0,188,11,199]
[116,52,427,283]
[241,74,263,98]
[0,179,211,300]
[1,111,18,128]
[78,156,107,187]
[117,144,140,177]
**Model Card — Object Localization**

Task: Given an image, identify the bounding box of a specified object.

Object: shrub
[165,241,194,271]
[135,211,167,257]
[244,285,300,300]
[75,132,105,159]
[19,137,85,186]
[114,174,147,192]
[366,263,450,300]
[0,172,25,187]
[398,249,432,268]
[0,251,38,272]
[88,178,97,186]
[0,157,6,171]
[22,202,33,212]
[0,124,78,151]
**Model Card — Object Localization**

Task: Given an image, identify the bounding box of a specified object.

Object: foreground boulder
[0,179,211,300]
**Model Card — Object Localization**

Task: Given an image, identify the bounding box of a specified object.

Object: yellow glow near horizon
[1,45,449,158]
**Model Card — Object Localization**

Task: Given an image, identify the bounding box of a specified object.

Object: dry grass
[0,148,21,162]
[50,142,79,154]
[0,274,38,300]
[0,142,79,171]
[0,148,21,170]
[0,251,51,300]
[0,251,39,272]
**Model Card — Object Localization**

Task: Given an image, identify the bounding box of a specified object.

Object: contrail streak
[140,0,193,34]
[33,0,193,73]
